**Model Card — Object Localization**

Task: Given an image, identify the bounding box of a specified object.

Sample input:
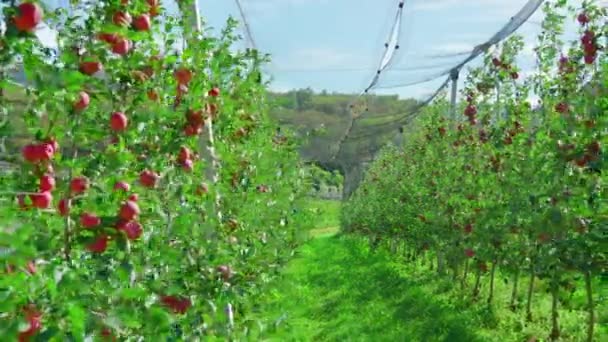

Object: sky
[20,0,608,100]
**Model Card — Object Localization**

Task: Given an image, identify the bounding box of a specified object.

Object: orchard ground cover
[243,233,606,341]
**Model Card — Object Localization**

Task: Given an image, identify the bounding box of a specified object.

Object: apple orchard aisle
[245,224,606,342]
[247,228,488,342]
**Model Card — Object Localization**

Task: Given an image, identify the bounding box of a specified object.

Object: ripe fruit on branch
[111,37,131,55]
[87,235,109,253]
[139,170,159,188]
[577,13,590,25]
[57,198,70,216]
[70,176,90,195]
[30,191,52,209]
[116,220,142,240]
[178,146,191,163]
[555,102,569,114]
[133,14,151,31]
[17,305,42,341]
[119,200,140,221]
[22,143,54,163]
[464,248,475,258]
[181,159,194,172]
[79,61,102,75]
[160,295,191,314]
[128,193,139,202]
[13,2,43,32]
[174,68,192,85]
[113,181,130,192]
[73,91,90,111]
[80,212,101,228]
[113,11,132,27]
[208,87,220,97]
[464,104,477,117]
[39,174,55,192]
[97,32,119,44]
[110,112,128,131]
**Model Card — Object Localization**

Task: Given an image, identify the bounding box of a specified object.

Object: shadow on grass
[254,235,485,342]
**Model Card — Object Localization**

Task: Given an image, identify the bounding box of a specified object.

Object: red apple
[30,191,52,209]
[97,32,118,44]
[181,159,193,172]
[112,11,132,27]
[464,248,475,258]
[13,2,43,32]
[70,176,89,194]
[87,235,109,253]
[140,170,159,188]
[177,146,191,163]
[110,112,128,131]
[17,305,42,341]
[208,87,220,97]
[578,13,590,25]
[128,193,139,202]
[21,144,40,163]
[39,174,55,192]
[57,198,70,216]
[160,295,191,314]
[119,200,140,221]
[184,124,202,136]
[113,181,130,192]
[80,212,101,228]
[464,104,477,117]
[555,102,569,114]
[174,68,192,85]
[73,91,90,111]
[133,14,151,31]
[79,61,102,75]
[111,37,131,55]
[116,220,142,240]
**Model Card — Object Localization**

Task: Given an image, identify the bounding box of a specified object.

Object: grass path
[243,224,605,341]
[245,231,487,342]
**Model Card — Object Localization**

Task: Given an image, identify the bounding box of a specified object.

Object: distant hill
[267,88,419,169]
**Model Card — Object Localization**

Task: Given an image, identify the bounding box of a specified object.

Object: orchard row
[342,2,606,342]
[1,1,310,340]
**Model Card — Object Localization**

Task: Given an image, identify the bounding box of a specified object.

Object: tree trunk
[510,268,520,311]
[584,270,595,342]
[526,267,535,322]
[437,250,445,275]
[472,269,481,299]
[461,259,469,290]
[549,275,560,341]
[487,258,498,305]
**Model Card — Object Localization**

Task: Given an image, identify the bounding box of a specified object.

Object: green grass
[301,198,341,231]
[242,235,606,342]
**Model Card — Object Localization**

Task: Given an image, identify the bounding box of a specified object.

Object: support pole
[449,69,459,122]
[182,0,222,221]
